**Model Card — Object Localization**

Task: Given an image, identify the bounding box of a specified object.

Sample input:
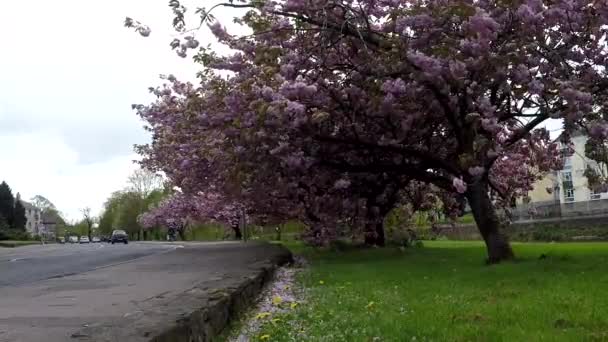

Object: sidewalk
[0,242,291,342]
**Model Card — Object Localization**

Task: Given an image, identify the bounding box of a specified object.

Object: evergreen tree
[0,216,9,240]
[13,193,27,231]
[0,181,15,227]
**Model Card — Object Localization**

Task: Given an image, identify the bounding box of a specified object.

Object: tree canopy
[13,193,26,231]
[0,181,15,228]
[129,0,608,262]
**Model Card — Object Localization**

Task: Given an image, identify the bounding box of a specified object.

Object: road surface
[0,243,174,287]
[0,241,290,342]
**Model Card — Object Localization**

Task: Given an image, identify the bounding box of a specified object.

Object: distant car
[91,236,101,243]
[79,236,90,244]
[68,236,79,244]
[111,230,128,244]
[58,237,65,244]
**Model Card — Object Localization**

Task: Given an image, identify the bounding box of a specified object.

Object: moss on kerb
[150,244,292,342]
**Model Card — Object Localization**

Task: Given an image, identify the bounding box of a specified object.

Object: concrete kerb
[150,244,293,342]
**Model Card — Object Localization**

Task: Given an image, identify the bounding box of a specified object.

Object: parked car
[58,237,65,244]
[91,236,101,243]
[111,230,128,244]
[68,236,79,244]
[79,236,90,244]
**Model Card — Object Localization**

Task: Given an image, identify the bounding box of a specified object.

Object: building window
[562,171,574,202]
[563,156,572,170]
[561,146,573,170]
[565,188,575,201]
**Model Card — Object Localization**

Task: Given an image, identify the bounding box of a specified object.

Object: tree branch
[315,134,460,176]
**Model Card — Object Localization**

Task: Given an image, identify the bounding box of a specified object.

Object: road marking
[9,258,26,262]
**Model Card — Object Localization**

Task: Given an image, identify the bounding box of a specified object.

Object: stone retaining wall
[151,246,292,342]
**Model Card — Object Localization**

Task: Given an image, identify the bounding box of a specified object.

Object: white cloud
[0,131,139,221]
[0,0,222,221]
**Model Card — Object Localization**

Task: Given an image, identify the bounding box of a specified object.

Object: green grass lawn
[258,241,608,341]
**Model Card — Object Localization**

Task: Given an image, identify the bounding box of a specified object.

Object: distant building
[40,212,58,239]
[20,201,43,236]
[514,131,608,220]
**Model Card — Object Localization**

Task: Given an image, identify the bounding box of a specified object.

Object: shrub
[0,229,32,241]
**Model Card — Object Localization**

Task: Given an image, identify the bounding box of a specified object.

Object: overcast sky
[0,0,230,221]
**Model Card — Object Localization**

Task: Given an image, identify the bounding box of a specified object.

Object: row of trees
[127,1,608,263]
[0,182,66,240]
[98,169,168,239]
[98,169,245,241]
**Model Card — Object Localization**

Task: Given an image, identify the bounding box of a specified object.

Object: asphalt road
[0,241,289,342]
[0,243,175,287]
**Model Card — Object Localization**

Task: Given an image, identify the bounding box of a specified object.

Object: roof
[19,200,38,211]
[41,212,59,224]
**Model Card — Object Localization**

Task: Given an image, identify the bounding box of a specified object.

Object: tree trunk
[466,180,514,264]
[233,226,242,240]
[364,211,386,247]
[374,221,385,246]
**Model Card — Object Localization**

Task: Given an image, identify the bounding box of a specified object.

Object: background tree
[30,195,65,223]
[98,186,169,240]
[584,136,608,192]
[0,216,10,238]
[127,168,164,239]
[81,207,95,240]
[67,219,90,237]
[0,181,15,228]
[12,193,26,231]
[98,191,123,237]
[127,169,164,198]
[139,191,248,241]
[30,195,56,212]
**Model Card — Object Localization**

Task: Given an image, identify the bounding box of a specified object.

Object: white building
[555,131,608,203]
[20,201,43,236]
[514,131,608,220]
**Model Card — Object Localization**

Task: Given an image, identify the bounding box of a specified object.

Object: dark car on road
[111,230,129,244]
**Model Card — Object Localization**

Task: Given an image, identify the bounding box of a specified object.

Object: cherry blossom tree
[139,191,249,240]
[129,0,608,263]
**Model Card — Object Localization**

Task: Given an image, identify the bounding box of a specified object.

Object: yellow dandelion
[259,334,270,341]
[319,280,325,285]
[256,312,271,320]
[290,302,299,309]
[272,296,283,306]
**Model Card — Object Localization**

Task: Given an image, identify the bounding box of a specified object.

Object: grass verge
[257,241,608,341]
[0,240,41,248]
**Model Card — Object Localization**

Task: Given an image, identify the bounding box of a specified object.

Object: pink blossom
[452,178,467,194]
[333,179,351,190]
[468,166,485,177]
[208,22,231,41]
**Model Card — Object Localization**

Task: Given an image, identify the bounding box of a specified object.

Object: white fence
[512,199,608,222]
